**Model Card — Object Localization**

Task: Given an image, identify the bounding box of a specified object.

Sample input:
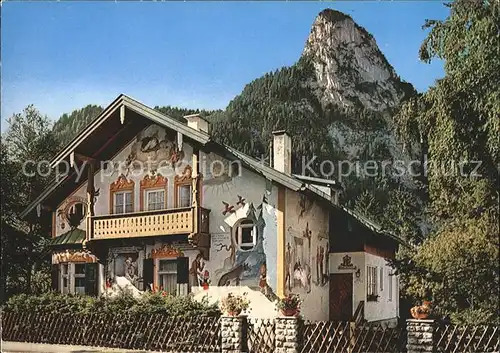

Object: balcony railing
[90,207,210,240]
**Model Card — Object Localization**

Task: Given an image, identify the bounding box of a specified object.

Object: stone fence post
[275,316,303,353]
[406,319,438,353]
[221,315,247,353]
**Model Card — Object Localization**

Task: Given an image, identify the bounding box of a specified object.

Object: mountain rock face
[303,9,409,112]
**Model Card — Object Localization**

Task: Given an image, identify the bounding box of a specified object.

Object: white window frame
[114,190,133,214]
[60,262,85,294]
[388,271,393,302]
[145,189,165,211]
[234,219,257,251]
[367,265,378,300]
[176,184,192,208]
[157,259,177,295]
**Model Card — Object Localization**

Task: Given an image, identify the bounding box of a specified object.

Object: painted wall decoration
[106,246,144,290]
[57,196,89,230]
[53,250,96,264]
[338,254,357,270]
[288,223,312,293]
[189,252,205,287]
[151,244,184,259]
[106,125,184,177]
[214,202,268,288]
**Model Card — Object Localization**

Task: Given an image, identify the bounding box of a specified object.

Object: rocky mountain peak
[302,8,410,112]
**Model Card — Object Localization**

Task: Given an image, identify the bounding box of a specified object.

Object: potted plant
[219,293,250,316]
[410,300,432,319]
[276,294,302,317]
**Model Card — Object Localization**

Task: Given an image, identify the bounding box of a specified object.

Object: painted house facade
[22,94,402,322]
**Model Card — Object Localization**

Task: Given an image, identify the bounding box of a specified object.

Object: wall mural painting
[287,223,312,294]
[57,196,96,230]
[53,250,96,264]
[215,201,267,288]
[213,237,236,280]
[314,232,330,287]
[189,251,206,287]
[106,247,143,290]
[108,125,184,177]
[298,194,314,219]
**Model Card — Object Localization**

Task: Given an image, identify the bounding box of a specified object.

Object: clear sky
[1,1,449,130]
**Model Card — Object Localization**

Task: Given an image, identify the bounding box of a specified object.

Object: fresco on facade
[108,125,183,177]
[189,252,206,287]
[287,223,313,293]
[202,153,235,189]
[213,202,268,288]
[106,247,143,290]
[57,196,88,230]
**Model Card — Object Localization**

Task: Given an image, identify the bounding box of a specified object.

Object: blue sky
[1,2,449,130]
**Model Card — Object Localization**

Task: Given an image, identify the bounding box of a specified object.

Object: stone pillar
[275,317,302,353]
[407,319,437,353]
[221,315,246,353]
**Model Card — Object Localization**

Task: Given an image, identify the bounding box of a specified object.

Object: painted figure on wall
[285,243,293,292]
[125,257,139,285]
[315,244,329,287]
[288,223,312,293]
[189,252,205,287]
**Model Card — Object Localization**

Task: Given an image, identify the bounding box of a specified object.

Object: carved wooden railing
[91,207,210,239]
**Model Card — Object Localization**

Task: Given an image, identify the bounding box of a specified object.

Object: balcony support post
[86,161,96,241]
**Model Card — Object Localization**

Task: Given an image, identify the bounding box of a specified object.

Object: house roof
[21,94,404,245]
[47,228,86,247]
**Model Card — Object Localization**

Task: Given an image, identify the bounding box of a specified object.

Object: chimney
[184,114,211,134]
[272,130,292,174]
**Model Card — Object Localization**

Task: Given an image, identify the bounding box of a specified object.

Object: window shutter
[51,264,59,292]
[143,258,154,291]
[85,263,99,297]
[176,257,189,284]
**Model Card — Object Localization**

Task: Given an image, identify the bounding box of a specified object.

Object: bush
[2,291,221,317]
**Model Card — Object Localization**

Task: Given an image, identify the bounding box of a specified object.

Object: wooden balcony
[90,207,210,240]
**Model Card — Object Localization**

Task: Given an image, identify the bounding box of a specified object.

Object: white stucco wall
[329,252,399,322]
[364,253,399,322]
[284,189,330,321]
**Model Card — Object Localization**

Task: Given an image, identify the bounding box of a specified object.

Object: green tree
[394,0,499,323]
[1,105,58,300]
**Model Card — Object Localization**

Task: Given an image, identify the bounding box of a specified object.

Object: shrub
[2,291,221,317]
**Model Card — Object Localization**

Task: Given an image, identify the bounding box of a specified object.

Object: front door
[329,273,353,321]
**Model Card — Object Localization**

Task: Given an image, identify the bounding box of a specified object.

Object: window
[388,272,393,301]
[177,184,192,208]
[234,219,257,251]
[367,266,378,301]
[146,189,165,211]
[110,175,135,214]
[174,165,194,208]
[114,191,133,214]
[158,259,177,295]
[74,263,86,294]
[61,263,70,294]
[380,267,384,291]
[60,263,86,294]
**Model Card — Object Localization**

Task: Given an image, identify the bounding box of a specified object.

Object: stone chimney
[272,130,292,174]
[184,113,211,134]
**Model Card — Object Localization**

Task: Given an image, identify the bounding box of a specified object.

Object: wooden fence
[300,320,407,353]
[435,323,499,353]
[1,311,220,352]
[2,311,499,353]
